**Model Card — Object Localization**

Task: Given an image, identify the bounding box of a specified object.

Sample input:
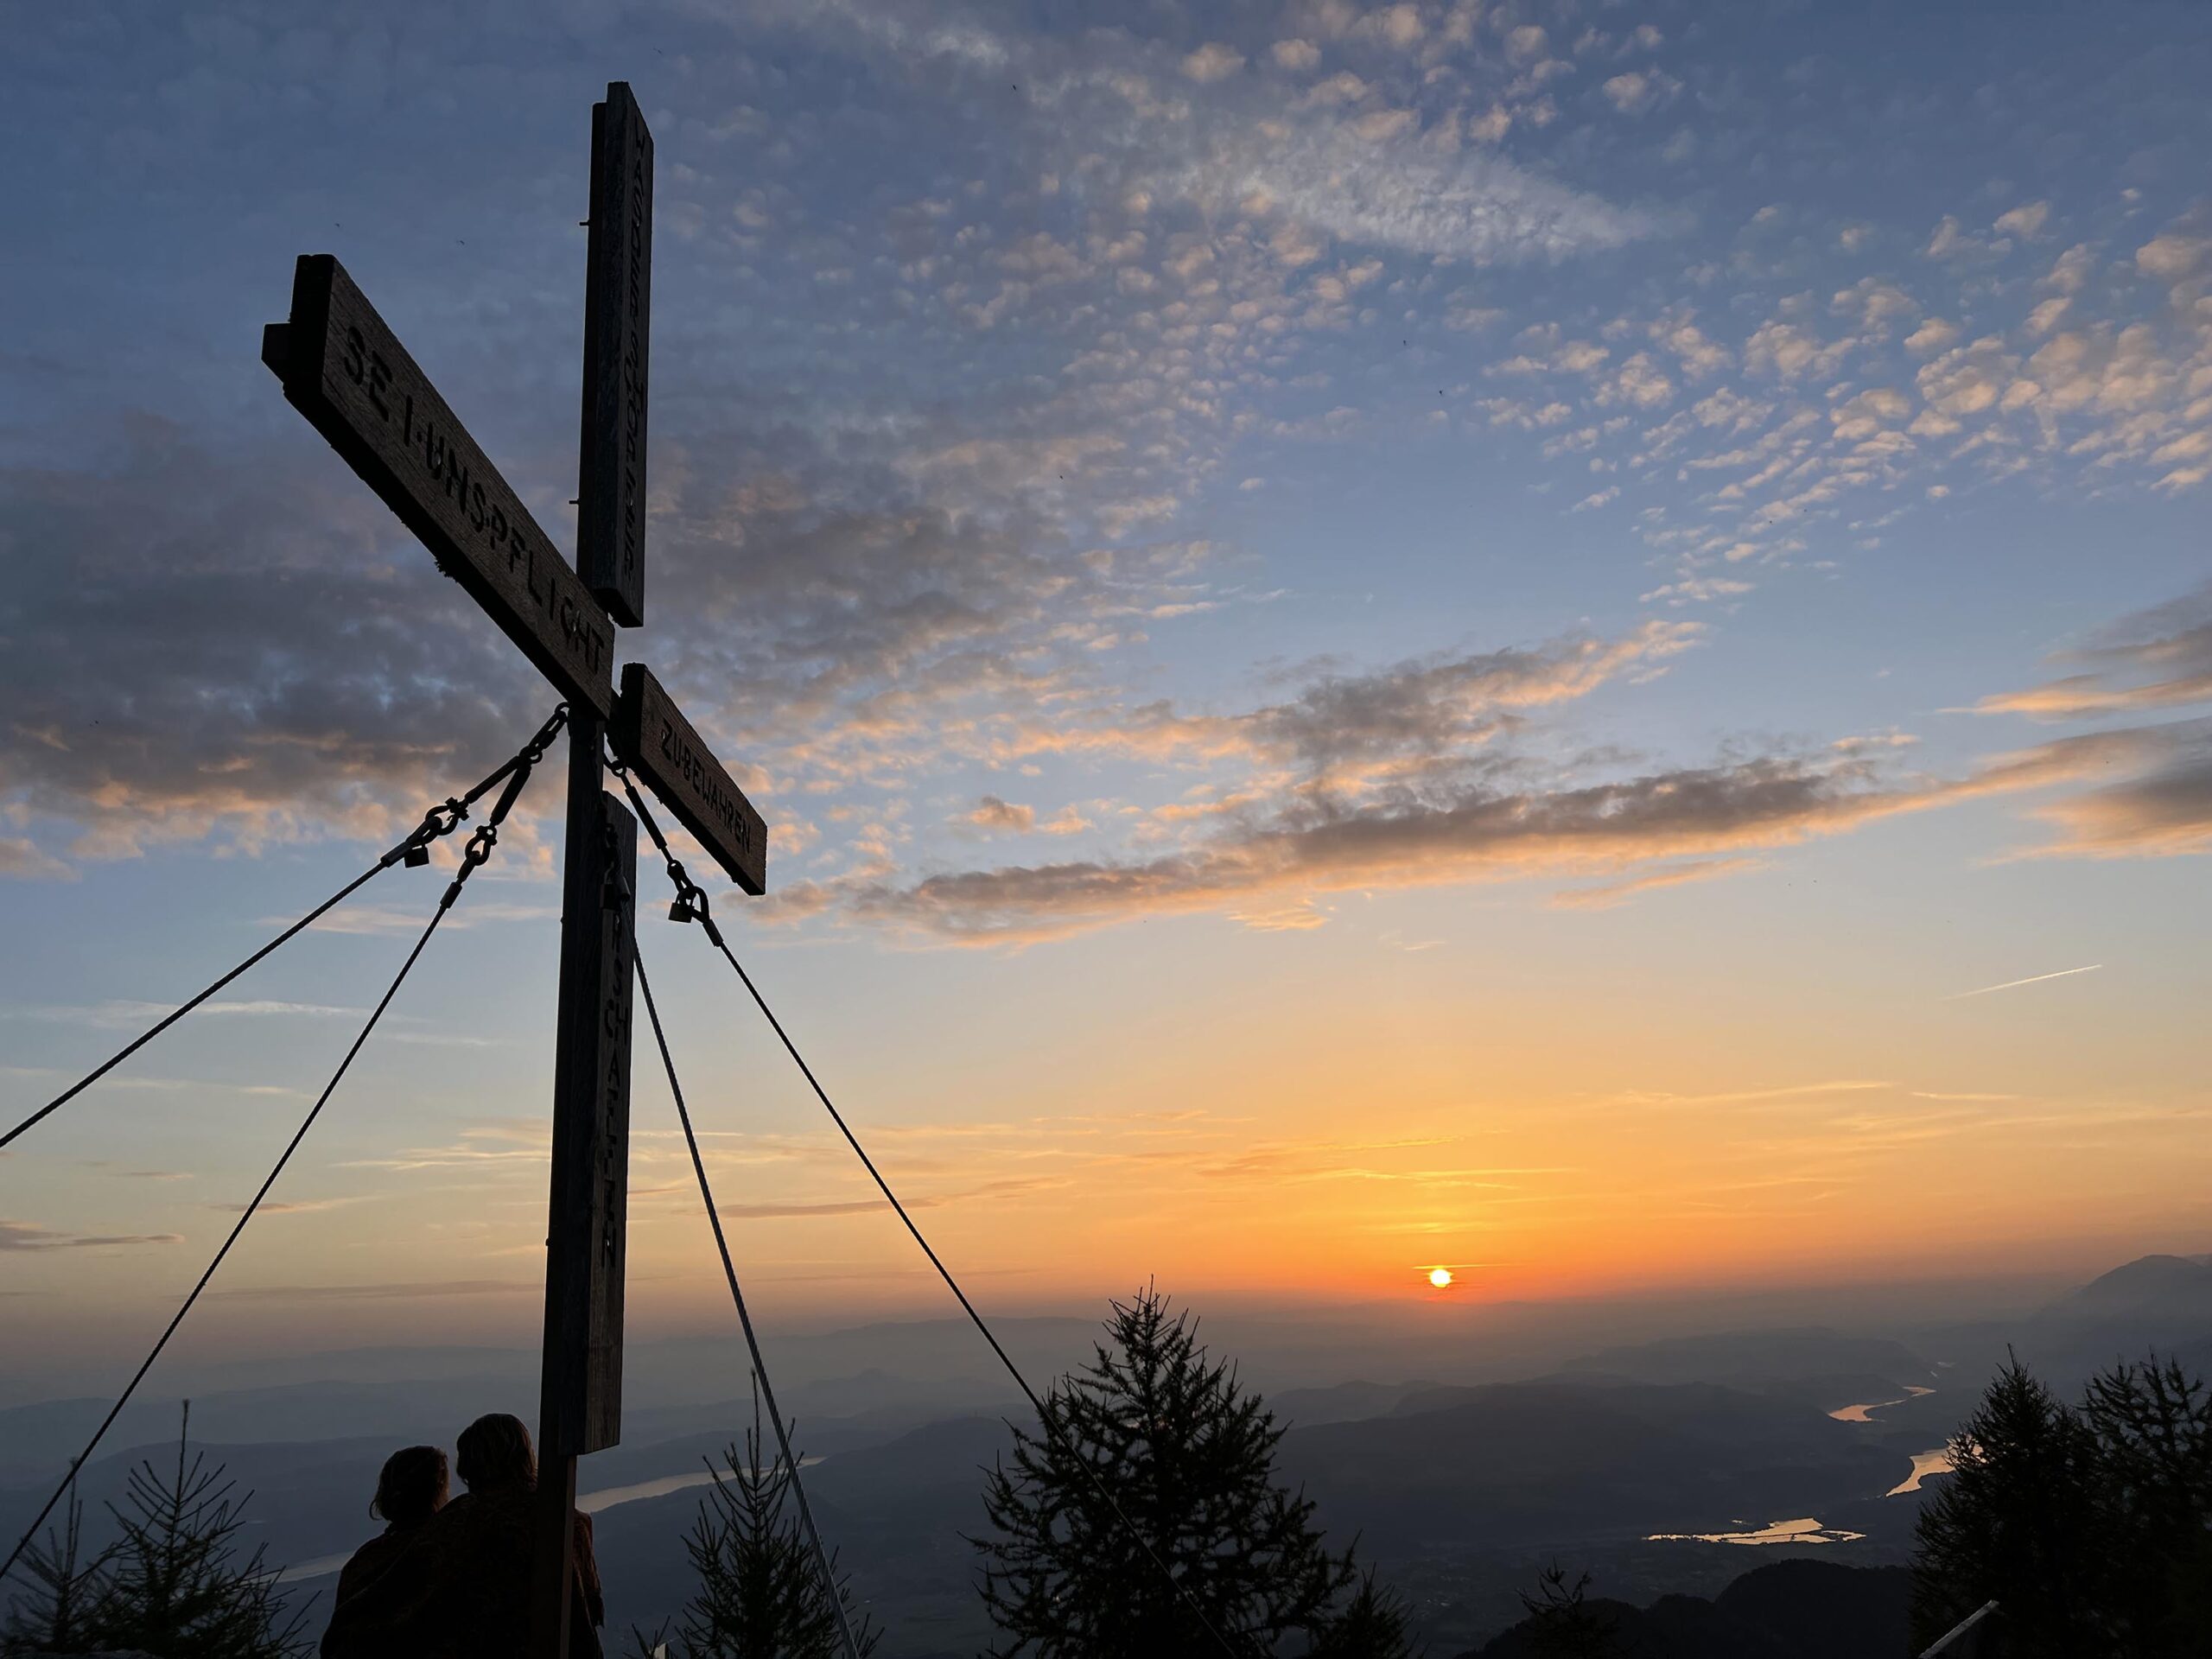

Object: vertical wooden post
[533,83,652,1656]
[577,81,652,628]
[531,719,637,1659]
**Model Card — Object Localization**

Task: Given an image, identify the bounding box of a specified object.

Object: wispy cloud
[0,1065,304,1099]
[81,1163,193,1180]
[58,998,369,1027]
[0,1219,182,1251]
[1975,582,2212,721]
[205,1279,536,1301]
[713,1175,1071,1221]
[802,715,2212,944]
[1549,856,1764,910]
[286,901,561,937]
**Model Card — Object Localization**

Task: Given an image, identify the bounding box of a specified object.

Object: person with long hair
[320,1445,448,1656]
[320,1415,603,1657]
[423,1413,605,1657]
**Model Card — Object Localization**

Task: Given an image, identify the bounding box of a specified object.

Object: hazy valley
[9,1254,2207,1655]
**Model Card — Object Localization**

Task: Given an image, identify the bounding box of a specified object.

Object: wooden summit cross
[259,85,764,1658]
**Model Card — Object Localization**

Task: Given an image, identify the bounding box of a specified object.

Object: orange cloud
[839,721,2212,944]
[1975,580,2212,721]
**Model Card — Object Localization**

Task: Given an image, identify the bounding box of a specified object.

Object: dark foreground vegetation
[1907,1351,2212,1657]
[1470,1556,1910,1657]
[2,1407,304,1659]
[5,1290,2208,1658]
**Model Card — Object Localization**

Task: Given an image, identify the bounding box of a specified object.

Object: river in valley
[1643,1382,1954,1546]
[1646,1516,1868,1546]
[276,1456,823,1583]
[1827,1383,1935,1423]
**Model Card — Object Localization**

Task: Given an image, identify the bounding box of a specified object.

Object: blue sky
[3,0,2210,1368]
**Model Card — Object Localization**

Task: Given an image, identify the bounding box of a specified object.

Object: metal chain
[388,703,569,872]
[605,748,724,946]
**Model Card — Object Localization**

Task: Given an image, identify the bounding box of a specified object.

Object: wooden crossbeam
[263,257,616,720]
[613,663,767,895]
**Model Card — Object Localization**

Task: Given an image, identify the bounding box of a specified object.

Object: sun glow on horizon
[4,0,2212,1367]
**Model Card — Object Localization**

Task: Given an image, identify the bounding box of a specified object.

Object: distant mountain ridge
[1269,1378,1440,1427]
[1560,1327,1930,1390]
[2056,1253,2212,1319]
[2010,1251,2212,1392]
[1468,1559,1911,1658]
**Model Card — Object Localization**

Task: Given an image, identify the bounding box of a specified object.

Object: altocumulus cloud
[764,0,1652,269]
[0,0,1650,887]
[6,0,2205,943]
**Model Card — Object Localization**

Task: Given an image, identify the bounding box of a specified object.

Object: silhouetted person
[423,1412,605,1658]
[320,1445,448,1657]
[320,1417,602,1658]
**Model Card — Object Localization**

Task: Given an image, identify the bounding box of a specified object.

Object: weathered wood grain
[539,767,636,1459]
[576,82,652,628]
[268,255,616,718]
[612,662,768,895]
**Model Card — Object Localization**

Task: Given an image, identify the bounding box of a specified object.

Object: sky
[3,0,2210,1382]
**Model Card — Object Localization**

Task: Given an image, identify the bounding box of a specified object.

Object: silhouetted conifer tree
[972,1285,1357,1657]
[1912,1349,2212,1656]
[1910,1353,2113,1656]
[86,1405,308,1658]
[1309,1566,1418,1658]
[0,1484,114,1654]
[2080,1354,2212,1656]
[1516,1565,1620,1659]
[632,1388,879,1659]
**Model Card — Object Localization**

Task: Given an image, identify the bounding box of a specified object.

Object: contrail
[1948,963,2102,1001]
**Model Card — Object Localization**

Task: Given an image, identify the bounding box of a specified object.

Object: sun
[1427,1267,1454,1289]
